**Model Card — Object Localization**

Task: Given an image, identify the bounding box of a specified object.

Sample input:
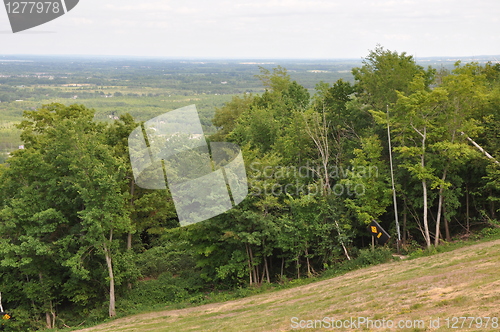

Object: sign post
[368,220,390,246]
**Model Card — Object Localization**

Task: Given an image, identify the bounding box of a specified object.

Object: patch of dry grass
[73,239,500,332]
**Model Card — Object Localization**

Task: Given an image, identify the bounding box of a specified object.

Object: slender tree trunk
[411,124,432,248]
[264,256,270,283]
[466,184,470,234]
[334,220,351,260]
[255,258,260,285]
[280,257,284,281]
[39,272,54,329]
[305,245,312,277]
[50,301,56,329]
[303,108,331,194]
[444,205,451,241]
[490,190,495,219]
[248,245,257,285]
[403,208,407,246]
[246,244,253,285]
[128,178,135,251]
[127,232,133,290]
[296,254,300,279]
[261,239,271,283]
[127,178,135,289]
[434,168,447,247]
[422,179,431,249]
[420,127,431,249]
[104,230,116,317]
[259,263,266,285]
[45,312,52,329]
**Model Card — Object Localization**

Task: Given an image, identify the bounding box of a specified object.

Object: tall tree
[391,76,448,248]
[352,45,435,111]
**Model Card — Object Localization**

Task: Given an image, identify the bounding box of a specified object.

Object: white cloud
[104,2,172,12]
[1,0,499,58]
[69,18,94,26]
[383,34,412,41]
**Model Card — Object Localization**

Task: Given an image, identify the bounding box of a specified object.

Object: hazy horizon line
[1,54,500,62]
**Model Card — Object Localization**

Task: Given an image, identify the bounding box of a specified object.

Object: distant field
[0,93,235,163]
[73,239,500,332]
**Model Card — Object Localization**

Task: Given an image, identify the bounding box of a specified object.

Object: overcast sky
[1,0,499,59]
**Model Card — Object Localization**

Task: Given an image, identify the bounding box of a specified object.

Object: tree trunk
[419,127,431,249]
[434,168,447,247]
[334,220,351,260]
[296,254,300,279]
[280,257,284,281]
[302,108,331,195]
[45,312,52,329]
[264,256,270,283]
[403,207,407,246]
[466,184,470,234]
[127,178,135,289]
[50,301,56,329]
[255,257,260,285]
[39,272,54,329]
[444,205,451,242]
[104,230,116,317]
[246,244,253,285]
[260,263,266,285]
[248,245,257,285]
[305,245,312,277]
[128,177,135,251]
[422,179,431,248]
[127,232,133,290]
[490,190,495,219]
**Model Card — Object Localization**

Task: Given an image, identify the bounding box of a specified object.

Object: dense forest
[1,47,500,330]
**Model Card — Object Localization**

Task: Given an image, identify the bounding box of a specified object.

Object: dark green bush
[125,273,187,304]
[134,243,197,279]
[322,247,394,278]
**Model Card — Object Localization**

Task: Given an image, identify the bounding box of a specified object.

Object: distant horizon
[1,53,500,62]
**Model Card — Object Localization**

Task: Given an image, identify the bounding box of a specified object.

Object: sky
[0,0,499,59]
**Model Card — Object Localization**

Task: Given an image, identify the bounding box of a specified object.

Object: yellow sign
[369,220,390,245]
[2,314,10,320]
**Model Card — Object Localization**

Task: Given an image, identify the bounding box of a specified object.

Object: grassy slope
[74,239,500,332]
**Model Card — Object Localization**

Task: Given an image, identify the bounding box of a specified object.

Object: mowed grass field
[72,239,500,332]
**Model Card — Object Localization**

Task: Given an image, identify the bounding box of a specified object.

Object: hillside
[75,239,500,332]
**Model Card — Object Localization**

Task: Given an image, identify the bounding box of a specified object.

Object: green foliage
[227,66,310,153]
[134,238,197,279]
[342,135,392,224]
[119,272,198,310]
[0,103,141,326]
[211,94,254,141]
[352,45,435,111]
